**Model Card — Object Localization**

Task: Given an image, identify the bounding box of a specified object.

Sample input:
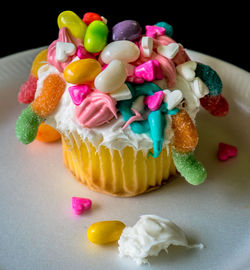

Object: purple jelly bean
[112,20,142,41]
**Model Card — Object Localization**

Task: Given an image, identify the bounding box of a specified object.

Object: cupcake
[16,11,229,197]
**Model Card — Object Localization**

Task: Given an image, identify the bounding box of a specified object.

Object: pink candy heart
[145,25,165,38]
[134,60,163,82]
[68,84,91,106]
[217,142,238,161]
[72,197,92,215]
[144,91,164,111]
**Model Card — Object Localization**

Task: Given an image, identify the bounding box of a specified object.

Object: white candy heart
[55,41,76,63]
[141,36,153,57]
[163,89,183,110]
[110,83,132,101]
[157,43,179,59]
[191,77,209,98]
[176,61,197,81]
[131,95,145,113]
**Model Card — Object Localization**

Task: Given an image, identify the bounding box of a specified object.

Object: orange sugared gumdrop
[30,49,48,78]
[36,122,61,142]
[31,74,66,118]
[171,109,198,153]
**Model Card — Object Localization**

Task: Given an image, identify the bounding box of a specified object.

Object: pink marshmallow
[144,91,164,111]
[72,197,92,215]
[134,60,163,82]
[68,84,91,106]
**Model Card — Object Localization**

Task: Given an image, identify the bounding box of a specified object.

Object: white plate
[0,48,250,270]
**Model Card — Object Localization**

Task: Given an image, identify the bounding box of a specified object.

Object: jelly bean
[172,150,207,185]
[36,122,61,142]
[72,197,92,215]
[200,94,229,117]
[195,63,222,96]
[155,21,174,37]
[100,40,140,64]
[16,105,43,144]
[145,25,165,38]
[82,12,102,25]
[57,10,87,41]
[176,61,197,81]
[171,109,198,153]
[18,74,37,104]
[87,220,126,245]
[217,142,238,161]
[144,91,164,111]
[68,84,91,105]
[31,74,66,118]
[112,20,142,41]
[84,20,108,53]
[64,58,102,85]
[94,59,127,93]
[134,60,163,82]
[30,49,48,78]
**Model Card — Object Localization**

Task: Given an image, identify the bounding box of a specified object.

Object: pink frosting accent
[145,25,165,38]
[122,109,143,130]
[134,59,163,82]
[72,197,92,215]
[75,90,117,128]
[47,27,80,72]
[144,91,164,111]
[68,84,91,106]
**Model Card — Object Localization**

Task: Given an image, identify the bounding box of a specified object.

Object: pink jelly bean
[72,197,92,215]
[134,59,163,81]
[68,84,91,106]
[217,142,238,161]
[144,91,164,111]
[145,25,165,38]
[76,45,96,60]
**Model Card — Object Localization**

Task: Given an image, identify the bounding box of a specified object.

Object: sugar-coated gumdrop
[172,150,207,185]
[30,49,48,78]
[87,220,126,245]
[57,10,87,41]
[36,122,61,142]
[18,74,37,104]
[31,74,66,118]
[82,12,102,25]
[171,109,199,153]
[217,142,238,161]
[200,94,229,117]
[16,105,43,144]
[155,21,173,37]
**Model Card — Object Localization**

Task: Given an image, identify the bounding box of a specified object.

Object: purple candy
[112,20,142,41]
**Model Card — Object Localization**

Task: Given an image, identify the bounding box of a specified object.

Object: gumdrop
[36,122,61,142]
[200,94,229,117]
[18,74,37,104]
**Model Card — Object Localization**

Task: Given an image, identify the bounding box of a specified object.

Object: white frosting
[118,215,204,265]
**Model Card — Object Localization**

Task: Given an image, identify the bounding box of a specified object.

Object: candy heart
[56,41,76,62]
[163,89,183,110]
[110,83,132,101]
[144,91,164,111]
[145,25,165,38]
[191,77,209,98]
[72,197,92,215]
[68,84,91,105]
[176,61,197,81]
[217,143,238,161]
[134,60,163,81]
[141,36,153,57]
[157,43,179,59]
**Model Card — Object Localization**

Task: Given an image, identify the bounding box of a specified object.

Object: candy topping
[72,197,92,215]
[217,142,238,161]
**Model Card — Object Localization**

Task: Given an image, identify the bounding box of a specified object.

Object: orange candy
[31,74,66,118]
[36,122,61,142]
[171,109,198,153]
[30,49,48,78]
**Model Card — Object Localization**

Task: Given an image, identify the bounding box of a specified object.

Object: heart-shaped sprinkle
[68,84,91,105]
[217,142,238,161]
[144,91,164,111]
[110,83,132,101]
[176,61,197,81]
[72,197,92,215]
[141,36,153,57]
[157,43,179,59]
[163,89,183,110]
[191,77,209,98]
[134,60,163,82]
[56,41,76,63]
[145,25,165,38]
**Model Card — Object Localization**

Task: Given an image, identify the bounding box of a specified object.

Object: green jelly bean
[172,150,207,185]
[84,20,109,53]
[195,63,222,96]
[16,105,43,144]
[155,21,173,37]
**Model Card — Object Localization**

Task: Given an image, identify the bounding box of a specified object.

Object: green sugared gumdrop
[155,21,174,37]
[16,105,43,144]
[172,150,207,185]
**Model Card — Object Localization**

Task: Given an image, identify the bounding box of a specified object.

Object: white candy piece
[55,41,76,63]
[110,83,132,101]
[163,89,183,110]
[100,40,140,64]
[176,61,197,81]
[94,59,127,93]
[141,36,153,57]
[157,43,179,59]
[191,77,209,98]
[131,96,145,113]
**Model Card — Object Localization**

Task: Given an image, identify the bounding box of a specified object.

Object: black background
[0,6,249,71]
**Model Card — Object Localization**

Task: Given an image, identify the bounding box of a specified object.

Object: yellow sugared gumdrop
[30,49,48,78]
[36,122,61,142]
[64,58,102,85]
[57,10,87,41]
[87,220,126,245]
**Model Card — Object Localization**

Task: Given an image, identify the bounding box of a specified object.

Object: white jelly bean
[100,40,140,64]
[94,59,127,93]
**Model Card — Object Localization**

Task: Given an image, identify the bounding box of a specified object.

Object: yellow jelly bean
[87,220,126,245]
[30,49,48,78]
[64,59,102,84]
[57,10,87,41]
